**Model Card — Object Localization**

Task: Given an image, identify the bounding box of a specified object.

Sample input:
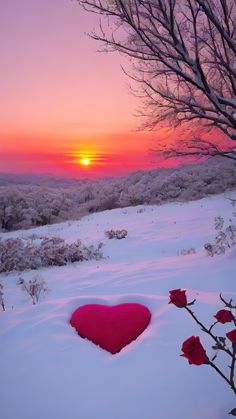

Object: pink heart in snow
[70,303,151,354]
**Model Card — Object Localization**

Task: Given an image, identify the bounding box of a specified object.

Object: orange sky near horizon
[0,129,176,178]
[0,0,196,178]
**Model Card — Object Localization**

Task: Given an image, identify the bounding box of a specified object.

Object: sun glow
[80,157,90,166]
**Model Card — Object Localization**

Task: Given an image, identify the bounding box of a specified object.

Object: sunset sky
[0,0,175,178]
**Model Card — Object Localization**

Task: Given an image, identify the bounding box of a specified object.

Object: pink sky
[0,0,180,178]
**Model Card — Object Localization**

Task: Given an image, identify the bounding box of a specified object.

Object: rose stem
[208,360,236,394]
[184,306,233,357]
[230,346,236,389]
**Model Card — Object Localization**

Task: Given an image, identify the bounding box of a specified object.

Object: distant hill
[0,158,235,232]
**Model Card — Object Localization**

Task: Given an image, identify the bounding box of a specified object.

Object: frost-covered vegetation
[204,215,236,256]
[0,236,103,273]
[17,275,48,305]
[0,159,236,231]
[105,229,128,239]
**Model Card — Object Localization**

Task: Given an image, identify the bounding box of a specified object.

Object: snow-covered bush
[177,248,196,256]
[204,216,236,256]
[105,229,128,239]
[0,236,103,273]
[17,275,48,305]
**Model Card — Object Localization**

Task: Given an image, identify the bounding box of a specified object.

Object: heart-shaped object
[70,303,151,354]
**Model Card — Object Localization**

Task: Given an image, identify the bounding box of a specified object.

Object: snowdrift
[0,193,235,419]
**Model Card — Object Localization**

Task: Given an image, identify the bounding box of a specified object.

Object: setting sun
[80,158,90,166]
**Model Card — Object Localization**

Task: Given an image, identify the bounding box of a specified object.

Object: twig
[230,346,236,390]
[184,306,233,357]
[208,360,236,394]
[220,293,236,310]
[209,320,218,332]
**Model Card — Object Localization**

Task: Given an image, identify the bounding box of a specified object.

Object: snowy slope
[0,193,235,419]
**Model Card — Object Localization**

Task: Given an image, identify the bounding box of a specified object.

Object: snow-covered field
[0,193,235,419]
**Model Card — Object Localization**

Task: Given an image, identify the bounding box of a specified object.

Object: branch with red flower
[169,289,236,413]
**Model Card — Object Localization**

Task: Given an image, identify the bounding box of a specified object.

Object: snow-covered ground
[0,193,235,419]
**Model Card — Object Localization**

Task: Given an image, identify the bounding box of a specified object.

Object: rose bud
[226,329,236,345]
[181,336,208,365]
[169,289,187,308]
[214,309,234,324]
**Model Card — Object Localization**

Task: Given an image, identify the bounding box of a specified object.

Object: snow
[0,193,235,419]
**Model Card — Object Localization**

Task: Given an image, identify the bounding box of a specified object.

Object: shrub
[204,216,236,256]
[177,248,196,256]
[105,229,128,240]
[17,275,48,305]
[0,235,103,273]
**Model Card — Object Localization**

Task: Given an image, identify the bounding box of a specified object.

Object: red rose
[169,289,187,307]
[181,336,207,365]
[214,309,234,324]
[226,329,236,345]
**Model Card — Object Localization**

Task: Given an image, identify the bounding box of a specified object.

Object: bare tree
[77,0,236,160]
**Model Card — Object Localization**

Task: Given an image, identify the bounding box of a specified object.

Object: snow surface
[0,193,236,419]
